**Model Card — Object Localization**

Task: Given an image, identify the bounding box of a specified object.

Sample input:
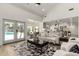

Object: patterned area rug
[11,41,60,56]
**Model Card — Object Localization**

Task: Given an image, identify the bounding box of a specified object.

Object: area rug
[11,41,60,56]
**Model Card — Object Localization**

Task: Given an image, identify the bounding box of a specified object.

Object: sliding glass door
[4,21,15,42]
[3,19,25,44]
[16,22,25,40]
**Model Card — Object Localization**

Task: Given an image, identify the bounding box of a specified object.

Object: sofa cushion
[53,50,79,56]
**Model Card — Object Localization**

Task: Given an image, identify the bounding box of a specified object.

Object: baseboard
[3,39,25,45]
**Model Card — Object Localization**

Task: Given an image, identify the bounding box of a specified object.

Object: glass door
[16,22,25,40]
[3,19,25,44]
[3,20,15,43]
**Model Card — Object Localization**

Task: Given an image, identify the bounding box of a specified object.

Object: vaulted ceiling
[10,3,59,19]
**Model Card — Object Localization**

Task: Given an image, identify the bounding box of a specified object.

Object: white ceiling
[10,3,58,18]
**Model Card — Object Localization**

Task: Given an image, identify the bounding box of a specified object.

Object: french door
[3,19,25,44]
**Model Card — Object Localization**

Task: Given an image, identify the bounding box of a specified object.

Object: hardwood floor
[0,41,25,56]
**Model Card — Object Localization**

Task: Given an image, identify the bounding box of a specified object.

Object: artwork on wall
[43,16,79,37]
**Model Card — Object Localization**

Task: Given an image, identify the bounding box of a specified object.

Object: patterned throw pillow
[69,44,79,54]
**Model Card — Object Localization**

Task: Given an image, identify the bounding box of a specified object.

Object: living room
[0,3,79,56]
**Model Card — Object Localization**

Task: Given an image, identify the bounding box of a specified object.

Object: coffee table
[27,40,49,54]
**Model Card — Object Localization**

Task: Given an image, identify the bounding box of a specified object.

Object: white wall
[0,4,43,45]
[44,3,79,22]
[0,19,3,45]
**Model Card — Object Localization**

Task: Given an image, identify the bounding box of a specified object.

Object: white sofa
[53,37,79,56]
[53,50,79,56]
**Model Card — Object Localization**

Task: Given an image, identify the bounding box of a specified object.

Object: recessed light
[35,4,38,6]
[42,8,45,11]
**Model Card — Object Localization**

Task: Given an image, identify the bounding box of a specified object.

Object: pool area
[5,32,14,35]
[5,32,24,40]
[5,32,14,40]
